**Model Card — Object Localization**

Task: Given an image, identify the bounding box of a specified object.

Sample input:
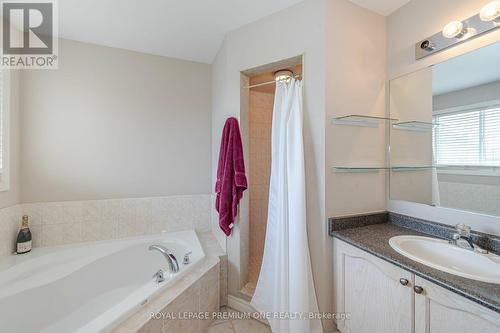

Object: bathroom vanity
[331,220,500,333]
[330,38,500,333]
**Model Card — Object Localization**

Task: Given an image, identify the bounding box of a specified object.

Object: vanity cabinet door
[334,239,413,333]
[414,276,500,333]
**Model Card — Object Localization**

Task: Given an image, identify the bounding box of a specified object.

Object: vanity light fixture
[416,1,500,59]
[480,1,500,22]
[459,27,477,40]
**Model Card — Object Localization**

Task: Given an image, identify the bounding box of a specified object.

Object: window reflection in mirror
[389,41,500,217]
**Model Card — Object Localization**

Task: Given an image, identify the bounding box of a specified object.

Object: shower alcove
[227,56,303,308]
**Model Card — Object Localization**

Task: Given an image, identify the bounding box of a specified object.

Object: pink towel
[215,117,247,236]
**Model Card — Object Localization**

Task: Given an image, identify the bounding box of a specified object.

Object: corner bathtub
[0,230,205,333]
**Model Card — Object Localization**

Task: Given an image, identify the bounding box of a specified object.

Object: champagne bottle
[16,215,32,254]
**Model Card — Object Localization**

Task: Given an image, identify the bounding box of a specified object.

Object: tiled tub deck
[115,256,221,333]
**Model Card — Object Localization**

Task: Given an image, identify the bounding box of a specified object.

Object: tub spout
[148,245,179,273]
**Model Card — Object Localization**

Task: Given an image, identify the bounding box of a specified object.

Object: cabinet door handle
[399,278,409,286]
[414,286,424,294]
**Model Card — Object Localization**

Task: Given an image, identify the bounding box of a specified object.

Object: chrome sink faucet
[149,245,180,273]
[449,224,488,254]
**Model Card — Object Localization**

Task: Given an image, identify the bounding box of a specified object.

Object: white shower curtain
[251,79,322,333]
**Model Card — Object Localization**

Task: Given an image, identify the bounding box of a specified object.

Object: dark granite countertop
[331,223,500,313]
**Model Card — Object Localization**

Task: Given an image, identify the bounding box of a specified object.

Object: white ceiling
[433,42,500,95]
[58,0,304,64]
[348,0,410,16]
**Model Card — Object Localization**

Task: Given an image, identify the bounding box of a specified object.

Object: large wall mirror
[389,41,500,217]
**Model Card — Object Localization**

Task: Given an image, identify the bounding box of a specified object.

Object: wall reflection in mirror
[390,41,500,216]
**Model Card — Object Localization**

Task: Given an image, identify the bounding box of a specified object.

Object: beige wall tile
[198,265,220,332]
[30,225,42,248]
[0,194,212,254]
[207,321,236,333]
[0,205,19,256]
[219,255,228,307]
[63,201,83,224]
[249,122,271,140]
[248,90,273,286]
[42,222,82,246]
[82,200,104,223]
[42,202,65,224]
[162,280,200,333]
[138,318,163,333]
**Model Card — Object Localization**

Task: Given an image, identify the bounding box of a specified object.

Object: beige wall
[211,0,329,329]
[212,1,389,331]
[326,0,387,217]
[20,39,212,203]
[433,80,500,110]
[0,71,21,209]
[387,0,500,235]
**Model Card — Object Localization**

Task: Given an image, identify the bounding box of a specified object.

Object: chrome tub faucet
[149,244,180,273]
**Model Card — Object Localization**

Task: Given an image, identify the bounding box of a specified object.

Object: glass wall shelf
[391,166,435,172]
[333,165,500,173]
[392,121,438,132]
[332,165,441,173]
[332,115,398,127]
[332,166,389,173]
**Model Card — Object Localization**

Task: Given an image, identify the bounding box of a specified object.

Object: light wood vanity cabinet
[413,276,500,333]
[333,239,500,333]
[333,239,414,333]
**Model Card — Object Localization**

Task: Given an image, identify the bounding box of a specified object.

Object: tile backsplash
[0,205,23,257]
[0,194,211,257]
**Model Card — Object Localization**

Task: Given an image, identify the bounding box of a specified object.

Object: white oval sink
[389,235,500,284]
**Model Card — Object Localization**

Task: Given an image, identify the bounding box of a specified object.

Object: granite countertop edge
[331,227,500,313]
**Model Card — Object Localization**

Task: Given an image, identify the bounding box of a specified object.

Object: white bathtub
[0,230,205,333]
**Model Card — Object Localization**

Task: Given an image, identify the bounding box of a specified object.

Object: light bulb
[442,21,465,38]
[275,74,290,82]
[480,1,500,22]
[274,70,293,82]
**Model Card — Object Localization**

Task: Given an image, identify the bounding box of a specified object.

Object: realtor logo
[1,0,58,69]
